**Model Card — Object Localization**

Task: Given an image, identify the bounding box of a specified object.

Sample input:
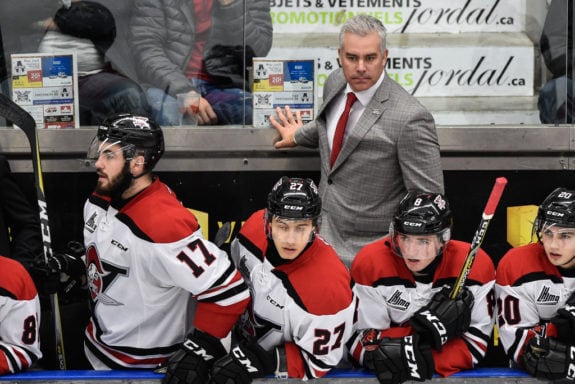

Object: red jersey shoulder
[351,237,411,286]
[120,179,199,243]
[238,209,268,254]
[496,242,554,286]
[0,256,37,300]
[438,240,495,284]
[278,238,353,316]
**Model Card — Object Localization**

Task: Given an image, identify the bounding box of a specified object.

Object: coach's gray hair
[339,15,387,53]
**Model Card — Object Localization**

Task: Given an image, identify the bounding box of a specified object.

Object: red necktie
[330,92,357,167]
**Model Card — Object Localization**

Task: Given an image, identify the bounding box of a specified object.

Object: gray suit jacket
[295,69,444,267]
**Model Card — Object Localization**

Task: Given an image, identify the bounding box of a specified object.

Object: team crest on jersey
[85,212,98,233]
[386,290,411,310]
[536,286,560,305]
[86,245,127,305]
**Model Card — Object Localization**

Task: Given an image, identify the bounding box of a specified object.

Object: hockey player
[0,255,42,374]
[82,113,250,381]
[347,191,495,384]
[496,187,575,381]
[208,176,356,383]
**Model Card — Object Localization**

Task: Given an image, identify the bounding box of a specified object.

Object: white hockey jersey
[83,178,250,369]
[0,255,41,374]
[231,210,356,379]
[496,242,575,364]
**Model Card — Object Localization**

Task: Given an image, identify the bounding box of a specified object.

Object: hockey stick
[0,93,67,369]
[450,177,507,300]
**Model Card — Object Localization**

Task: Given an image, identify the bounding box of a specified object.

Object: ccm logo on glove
[183,338,216,361]
[404,336,424,380]
[232,345,259,373]
[416,310,447,345]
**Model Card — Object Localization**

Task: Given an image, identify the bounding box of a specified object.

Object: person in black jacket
[38,1,151,126]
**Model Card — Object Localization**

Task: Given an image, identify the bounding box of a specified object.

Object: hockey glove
[551,291,575,340]
[209,342,283,384]
[30,240,84,295]
[161,329,227,384]
[30,254,60,295]
[410,285,474,350]
[521,337,575,381]
[362,334,434,384]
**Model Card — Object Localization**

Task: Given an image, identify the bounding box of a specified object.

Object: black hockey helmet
[267,176,321,220]
[390,191,452,255]
[88,113,164,171]
[535,188,575,234]
[265,177,321,237]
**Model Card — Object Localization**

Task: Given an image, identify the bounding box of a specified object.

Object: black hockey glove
[551,291,575,340]
[521,337,575,381]
[361,334,434,384]
[30,253,60,295]
[161,329,227,384]
[410,285,474,350]
[209,342,283,384]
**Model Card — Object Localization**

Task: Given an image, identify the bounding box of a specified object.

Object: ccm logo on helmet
[546,210,565,217]
[402,221,423,227]
[283,205,303,211]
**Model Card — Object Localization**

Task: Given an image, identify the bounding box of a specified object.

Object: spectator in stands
[538,0,574,124]
[38,0,151,126]
[348,191,495,384]
[93,0,140,83]
[496,187,575,381]
[82,114,249,375]
[0,0,62,98]
[204,176,355,383]
[271,15,444,267]
[129,0,273,126]
[0,254,42,375]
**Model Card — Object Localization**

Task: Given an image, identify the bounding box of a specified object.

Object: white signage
[271,0,525,34]
[11,52,79,129]
[268,45,533,97]
[252,59,316,127]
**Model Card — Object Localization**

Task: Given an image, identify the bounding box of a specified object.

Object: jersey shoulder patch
[276,239,353,315]
[437,240,495,285]
[119,179,199,243]
[351,238,414,287]
[496,243,558,286]
[237,210,268,258]
[0,256,37,300]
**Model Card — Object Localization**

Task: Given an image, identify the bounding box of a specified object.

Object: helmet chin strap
[559,254,575,268]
